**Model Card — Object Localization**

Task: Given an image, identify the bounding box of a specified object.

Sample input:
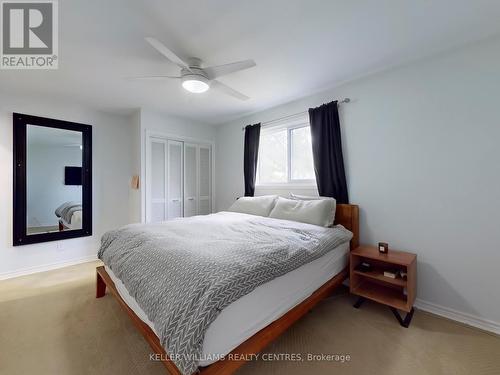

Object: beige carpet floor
[0,261,499,375]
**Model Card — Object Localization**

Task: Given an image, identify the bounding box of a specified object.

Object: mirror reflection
[26,125,83,235]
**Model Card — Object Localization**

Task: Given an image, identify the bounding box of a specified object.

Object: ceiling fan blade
[126,75,181,80]
[211,80,250,101]
[204,59,256,80]
[145,37,191,71]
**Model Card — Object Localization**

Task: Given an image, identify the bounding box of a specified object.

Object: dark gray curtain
[308,101,349,203]
[243,123,261,196]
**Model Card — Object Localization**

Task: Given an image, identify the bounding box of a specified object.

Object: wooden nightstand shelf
[350,245,417,327]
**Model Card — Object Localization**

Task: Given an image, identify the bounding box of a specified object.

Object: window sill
[256,184,317,190]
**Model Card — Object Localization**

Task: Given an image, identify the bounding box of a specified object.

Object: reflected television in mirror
[13,113,92,246]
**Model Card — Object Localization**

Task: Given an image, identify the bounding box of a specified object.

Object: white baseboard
[415,298,500,335]
[0,254,98,280]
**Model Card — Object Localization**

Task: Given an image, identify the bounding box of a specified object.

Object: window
[257,121,315,186]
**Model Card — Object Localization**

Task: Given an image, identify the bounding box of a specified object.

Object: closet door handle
[187,197,195,201]
[171,199,180,202]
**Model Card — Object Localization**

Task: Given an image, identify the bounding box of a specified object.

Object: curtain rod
[242,98,350,131]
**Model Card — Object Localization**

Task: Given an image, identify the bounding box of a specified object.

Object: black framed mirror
[13,113,92,246]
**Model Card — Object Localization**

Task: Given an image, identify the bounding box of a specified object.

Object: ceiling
[1,0,500,125]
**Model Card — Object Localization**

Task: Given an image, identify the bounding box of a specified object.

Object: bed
[96,203,359,375]
[55,201,82,231]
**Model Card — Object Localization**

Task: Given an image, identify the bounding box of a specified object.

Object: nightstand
[350,245,417,327]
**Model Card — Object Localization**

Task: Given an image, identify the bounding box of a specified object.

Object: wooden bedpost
[96,267,106,298]
[334,204,359,250]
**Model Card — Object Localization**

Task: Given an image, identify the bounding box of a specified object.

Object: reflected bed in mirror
[13,113,92,246]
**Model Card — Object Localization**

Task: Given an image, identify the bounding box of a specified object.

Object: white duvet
[103,212,352,367]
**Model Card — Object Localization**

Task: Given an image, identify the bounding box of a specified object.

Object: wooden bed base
[96,203,359,375]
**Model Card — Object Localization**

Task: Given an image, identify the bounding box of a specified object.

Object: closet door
[167,140,183,219]
[183,143,198,217]
[148,139,167,222]
[198,145,212,215]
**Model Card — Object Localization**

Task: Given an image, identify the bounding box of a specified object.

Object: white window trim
[256,120,316,188]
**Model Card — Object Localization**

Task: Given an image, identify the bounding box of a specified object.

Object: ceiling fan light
[182,76,209,93]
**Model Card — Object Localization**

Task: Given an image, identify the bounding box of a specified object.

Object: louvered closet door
[167,140,183,219]
[183,143,198,217]
[149,139,167,222]
[198,145,211,215]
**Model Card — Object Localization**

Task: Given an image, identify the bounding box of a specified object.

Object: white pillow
[269,197,335,227]
[289,193,336,226]
[228,195,278,217]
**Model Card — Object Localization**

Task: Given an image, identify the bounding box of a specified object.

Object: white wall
[215,36,500,328]
[0,102,215,278]
[141,109,217,142]
[137,109,216,222]
[0,92,136,278]
[129,109,142,223]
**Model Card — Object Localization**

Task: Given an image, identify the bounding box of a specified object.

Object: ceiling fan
[131,37,256,100]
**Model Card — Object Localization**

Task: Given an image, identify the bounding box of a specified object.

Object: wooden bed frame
[96,203,359,375]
